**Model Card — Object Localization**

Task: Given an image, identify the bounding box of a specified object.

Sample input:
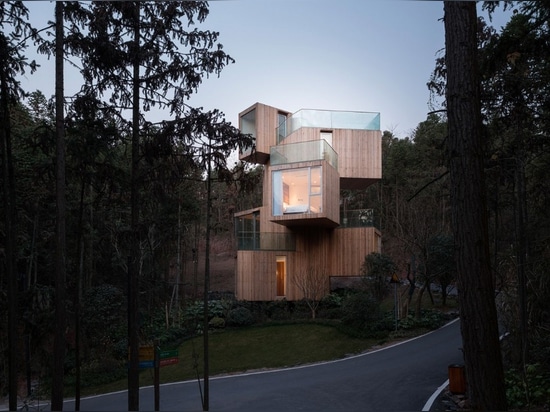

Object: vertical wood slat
[239,103,290,160]
[236,227,381,301]
[332,129,382,180]
[235,103,382,301]
[284,128,382,182]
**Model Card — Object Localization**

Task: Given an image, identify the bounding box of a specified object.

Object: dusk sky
[23,1,513,138]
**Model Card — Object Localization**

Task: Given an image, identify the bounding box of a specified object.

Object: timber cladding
[332,129,382,180]
[239,102,290,158]
[283,128,382,181]
[329,227,382,276]
[236,250,276,301]
[235,102,383,302]
[235,227,381,301]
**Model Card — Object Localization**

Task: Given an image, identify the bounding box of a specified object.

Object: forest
[1,1,549,411]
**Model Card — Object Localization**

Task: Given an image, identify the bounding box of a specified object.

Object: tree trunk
[203,142,212,411]
[1,31,19,412]
[415,281,427,320]
[52,2,67,409]
[128,2,141,410]
[74,174,87,411]
[444,2,507,410]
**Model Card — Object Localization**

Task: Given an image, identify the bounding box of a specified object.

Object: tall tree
[170,107,253,411]
[0,3,39,409]
[52,2,67,409]
[479,2,550,371]
[443,2,507,409]
[127,4,141,409]
[64,3,241,409]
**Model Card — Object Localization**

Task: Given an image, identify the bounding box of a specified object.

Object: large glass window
[272,166,322,216]
[240,109,256,137]
[277,112,287,144]
[235,211,260,249]
[240,109,256,156]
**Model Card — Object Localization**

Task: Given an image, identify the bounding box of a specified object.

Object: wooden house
[235,103,382,301]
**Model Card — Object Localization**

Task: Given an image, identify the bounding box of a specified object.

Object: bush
[505,363,550,409]
[81,284,127,355]
[209,317,226,329]
[399,309,446,331]
[182,299,232,323]
[266,300,293,320]
[226,307,254,327]
[320,292,345,309]
[341,292,383,331]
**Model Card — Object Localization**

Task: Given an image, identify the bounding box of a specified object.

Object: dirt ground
[179,251,236,298]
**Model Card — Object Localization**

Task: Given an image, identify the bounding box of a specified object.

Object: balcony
[277,109,380,143]
[340,209,378,229]
[236,232,296,251]
[270,140,338,169]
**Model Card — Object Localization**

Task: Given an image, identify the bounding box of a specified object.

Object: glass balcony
[277,109,380,143]
[270,140,338,169]
[236,232,296,251]
[340,209,378,229]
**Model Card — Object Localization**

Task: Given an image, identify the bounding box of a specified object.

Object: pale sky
[22,1,513,139]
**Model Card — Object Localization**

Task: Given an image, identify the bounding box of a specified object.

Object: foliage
[208,317,225,329]
[265,299,294,321]
[505,363,550,410]
[425,234,456,306]
[340,291,384,334]
[63,359,127,392]
[320,291,346,308]
[81,284,126,349]
[360,252,397,301]
[226,307,254,327]
[183,299,232,323]
[426,2,550,384]
[1,3,44,407]
[397,309,446,331]
[2,2,550,403]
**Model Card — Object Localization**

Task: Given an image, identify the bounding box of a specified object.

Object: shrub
[266,300,293,320]
[209,317,226,329]
[182,299,232,324]
[505,363,550,409]
[341,292,383,331]
[81,284,126,351]
[399,309,446,330]
[226,307,254,327]
[320,292,345,309]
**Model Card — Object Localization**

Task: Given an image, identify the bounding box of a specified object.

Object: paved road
[60,319,462,411]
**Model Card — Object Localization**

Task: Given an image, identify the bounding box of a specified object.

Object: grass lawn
[74,290,457,398]
[81,322,387,397]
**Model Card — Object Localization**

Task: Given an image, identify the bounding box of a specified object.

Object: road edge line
[422,379,449,411]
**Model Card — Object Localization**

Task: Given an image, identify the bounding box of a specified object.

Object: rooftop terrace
[277,109,380,143]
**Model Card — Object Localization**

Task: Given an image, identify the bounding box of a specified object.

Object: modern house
[234,102,382,301]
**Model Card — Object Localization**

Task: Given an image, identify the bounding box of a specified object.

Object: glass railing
[237,232,296,251]
[270,140,338,169]
[340,209,378,229]
[277,109,380,143]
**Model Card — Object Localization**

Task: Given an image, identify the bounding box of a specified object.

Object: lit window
[272,167,322,216]
[276,256,286,297]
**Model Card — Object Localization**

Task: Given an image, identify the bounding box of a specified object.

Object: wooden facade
[235,103,382,301]
[239,103,291,164]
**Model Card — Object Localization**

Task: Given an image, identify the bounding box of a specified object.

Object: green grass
[80,322,383,397]
[72,291,457,398]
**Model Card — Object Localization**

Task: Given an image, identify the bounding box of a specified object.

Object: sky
[21,1,514,139]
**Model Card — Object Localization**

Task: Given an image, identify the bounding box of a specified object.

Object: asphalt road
[60,319,462,412]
